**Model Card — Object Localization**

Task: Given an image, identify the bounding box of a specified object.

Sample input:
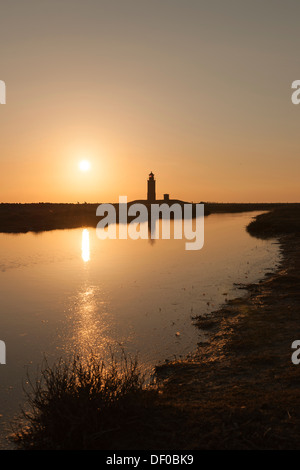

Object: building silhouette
[147,172,156,202]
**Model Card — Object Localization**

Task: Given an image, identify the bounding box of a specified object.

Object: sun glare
[79,160,91,172]
[81,229,90,262]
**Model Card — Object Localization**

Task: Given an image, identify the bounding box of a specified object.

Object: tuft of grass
[13,352,158,450]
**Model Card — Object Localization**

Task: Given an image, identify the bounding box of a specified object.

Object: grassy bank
[13,206,300,449]
[13,353,160,450]
[247,204,300,237]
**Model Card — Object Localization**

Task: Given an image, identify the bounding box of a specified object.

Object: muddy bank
[154,206,300,449]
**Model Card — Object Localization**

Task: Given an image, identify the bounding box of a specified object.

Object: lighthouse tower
[147,171,156,202]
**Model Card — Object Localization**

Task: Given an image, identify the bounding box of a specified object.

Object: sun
[79,160,91,172]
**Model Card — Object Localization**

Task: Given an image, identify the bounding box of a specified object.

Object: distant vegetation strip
[0,202,296,233]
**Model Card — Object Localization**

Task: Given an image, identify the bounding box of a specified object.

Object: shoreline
[152,207,300,449]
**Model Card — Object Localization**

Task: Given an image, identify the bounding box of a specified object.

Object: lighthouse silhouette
[147,171,156,202]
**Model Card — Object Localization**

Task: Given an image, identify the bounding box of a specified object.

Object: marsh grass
[13,352,158,449]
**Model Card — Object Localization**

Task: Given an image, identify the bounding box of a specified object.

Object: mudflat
[154,206,300,449]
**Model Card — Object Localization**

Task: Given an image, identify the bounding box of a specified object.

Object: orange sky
[0,0,300,203]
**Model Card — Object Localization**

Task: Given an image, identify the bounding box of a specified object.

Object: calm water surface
[0,212,280,445]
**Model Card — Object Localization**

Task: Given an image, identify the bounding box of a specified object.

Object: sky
[0,0,300,203]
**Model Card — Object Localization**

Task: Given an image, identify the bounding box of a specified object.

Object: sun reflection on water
[63,283,117,361]
[81,229,90,262]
